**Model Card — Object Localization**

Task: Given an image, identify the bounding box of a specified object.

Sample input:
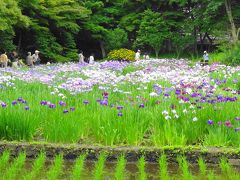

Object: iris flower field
[0,59,239,147]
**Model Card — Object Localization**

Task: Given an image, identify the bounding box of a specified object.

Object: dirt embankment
[0,141,240,164]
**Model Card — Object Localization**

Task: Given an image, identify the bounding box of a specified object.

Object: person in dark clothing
[10,51,19,68]
[32,50,41,65]
[26,52,34,67]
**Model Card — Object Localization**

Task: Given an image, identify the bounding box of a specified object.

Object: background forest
[0,0,240,64]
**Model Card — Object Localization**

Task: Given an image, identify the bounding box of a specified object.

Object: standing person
[203,51,209,66]
[11,51,19,68]
[89,54,94,64]
[79,51,84,63]
[0,52,9,68]
[146,54,150,60]
[135,50,141,61]
[26,52,34,67]
[32,50,41,65]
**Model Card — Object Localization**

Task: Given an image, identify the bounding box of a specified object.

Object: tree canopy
[0,0,239,62]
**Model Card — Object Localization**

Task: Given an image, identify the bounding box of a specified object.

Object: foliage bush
[222,43,240,65]
[105,28,128,51]
[107,48,135,61]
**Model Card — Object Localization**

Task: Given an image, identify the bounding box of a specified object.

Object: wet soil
[1,141,240,164]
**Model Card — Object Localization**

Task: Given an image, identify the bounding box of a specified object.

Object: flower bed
[0,59,239,147]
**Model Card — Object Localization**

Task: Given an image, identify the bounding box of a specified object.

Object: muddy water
[20,160,239,180]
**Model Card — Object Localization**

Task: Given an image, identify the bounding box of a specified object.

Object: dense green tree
[18,0,90,62]
[105,28,128,51]
[224,0,240,43]
[83,0,125,58]
[0,0,239,62]
[135,9,169,57]
[0,0,30,51]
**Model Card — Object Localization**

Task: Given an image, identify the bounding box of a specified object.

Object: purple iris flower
[24,106,30,110]
[222,79,227,83]
[175,89,181,95]
[70,107,75,111]
[208,119,214,125]
[63,109,69,113]
[118,112,123,117]
[233,79,238,84]
[83,100,89,105]
[235,128,240,132]
[100,100,108,106]
[12,101,17,105]
[102,92,109,99]
[1,103,7,108]
[183,97,190,102]
[49,104,56,108]
[17,97,23,102]
[40,101,48,105]
[59,101,66,106]
[96,99,101,103]
[235,117,240,121]
[139,103,145,108]
[117,106,124,110]
[191,93,199,98]
[225,121,232,128]
[197,85,203,89]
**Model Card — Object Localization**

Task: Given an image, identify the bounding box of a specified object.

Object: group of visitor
[0,50,41,68]
[135,49,209,66]
[78,51,95,64]
[135,50,150,61]
[0,51,26,68]
[26,50,41,67]
[1,48,210,68]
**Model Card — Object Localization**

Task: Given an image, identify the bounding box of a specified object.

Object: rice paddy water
[0,151,239,179]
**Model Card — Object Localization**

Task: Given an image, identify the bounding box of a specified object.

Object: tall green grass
[71,154,87,180]
[114,155,126,180]
[198,157,207,178]
[93,153,107,180]
[159,154,168,180]
[177,156,194,180]
[46,154,64,180]
[4,152,26,179]
[220,158,239,179]
[138,156,147,180]
[24,152,46,180]
[0,151,10,172]
[208,170,215,180]
[1,152,240,179]
[0,66,239,147]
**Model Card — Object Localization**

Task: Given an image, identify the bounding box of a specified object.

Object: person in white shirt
[203,51,209,66]
[32,50,40,65]
[79,51,84,63]
[135,50,141,61]
[146,54,150,60]
[89,54,94,64]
